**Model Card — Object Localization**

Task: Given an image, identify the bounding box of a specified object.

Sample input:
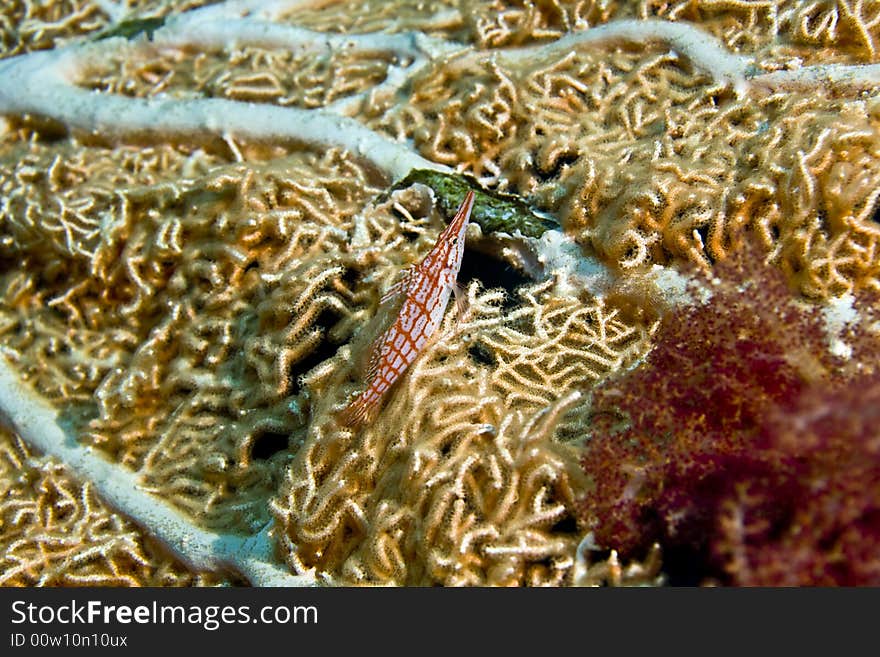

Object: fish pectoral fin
[429,284,469,345]
[452,282,469,320]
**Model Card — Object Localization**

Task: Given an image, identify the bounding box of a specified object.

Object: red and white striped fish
[341,190,476,427]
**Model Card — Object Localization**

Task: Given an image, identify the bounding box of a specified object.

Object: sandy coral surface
[0,0,878,586]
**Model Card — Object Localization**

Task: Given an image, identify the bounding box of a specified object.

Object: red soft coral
[716,376,880,585]
[579,247,880,585]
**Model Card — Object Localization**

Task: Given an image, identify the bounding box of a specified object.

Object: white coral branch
[500,18,753,95]
[500,18,880,96]
[754,61,880,91]
[2,5,878,184]
[0,6,454,181]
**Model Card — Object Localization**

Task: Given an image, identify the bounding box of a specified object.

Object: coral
[0,0,213,58]
[282,0,460,36]
[572,537,665,587]
[273,282,650,585]
[715,374,880,585]
[364,3,880,297]
[577,246,880,584]
[1,0,879,586]
[1,138,380,533]
[79,30,400,111]
[1,0,112,57]
[0,425,224,586]
[0,350,316,586]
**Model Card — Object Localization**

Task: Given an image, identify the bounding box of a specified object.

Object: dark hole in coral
[167,197,186,213]
[244,260,259,273]
[158,259,177,278]
[554,422,585,445]
[467,341,496,367]
[402,230,420,242]
[694,224,714,263]
[51,341,71,356]
[536,152,579,183]
[661,543,713,586]
[586,547,613,564]
[251,429,290,460]
[8,115,69,143]
[458,245,531,310]
[288,307,344,396]
[871,198,880,224]
[549,514,578,535]
[816,209,829,235]
[759,502,797,544]
[534,556,555,572]
[341,266,359,288]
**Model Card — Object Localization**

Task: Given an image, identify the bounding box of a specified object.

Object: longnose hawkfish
[341,190,476,427]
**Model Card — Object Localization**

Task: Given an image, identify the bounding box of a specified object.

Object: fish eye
[451,237,457,244]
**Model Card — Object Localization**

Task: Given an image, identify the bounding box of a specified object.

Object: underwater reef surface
[0,0,879,586]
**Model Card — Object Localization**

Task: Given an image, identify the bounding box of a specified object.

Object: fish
[341,189,476,427]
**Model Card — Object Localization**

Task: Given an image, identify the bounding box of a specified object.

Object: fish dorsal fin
[363,269,411,383]
[380,267,412,306]
[366,336,386,383]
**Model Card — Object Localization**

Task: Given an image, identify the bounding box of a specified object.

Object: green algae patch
[94,17,166,42]
[393,169,559,238]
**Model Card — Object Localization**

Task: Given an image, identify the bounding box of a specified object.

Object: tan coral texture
[367,15,880,297]
[0,426,224,585]
[1,0,879,586]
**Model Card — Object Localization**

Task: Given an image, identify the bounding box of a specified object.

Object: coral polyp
[1,0,879,586]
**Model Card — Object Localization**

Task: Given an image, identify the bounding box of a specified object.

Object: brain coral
[1,0,879,586]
